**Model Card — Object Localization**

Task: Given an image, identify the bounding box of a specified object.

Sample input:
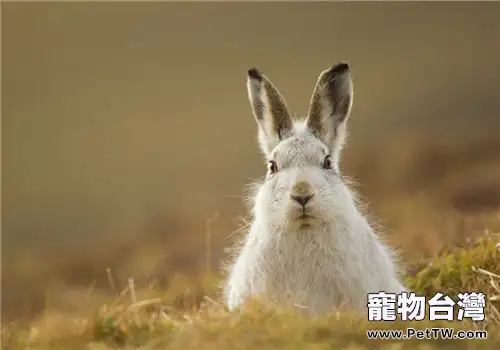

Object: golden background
[2,2,500,321]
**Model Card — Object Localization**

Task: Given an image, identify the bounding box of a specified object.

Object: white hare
[224,63,407,316]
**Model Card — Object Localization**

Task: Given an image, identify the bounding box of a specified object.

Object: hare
[224,63,407,316]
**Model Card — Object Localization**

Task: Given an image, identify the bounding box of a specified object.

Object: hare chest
[253,233,372,315]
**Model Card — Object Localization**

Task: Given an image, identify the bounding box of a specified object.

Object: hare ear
[247,68,293,155]
[306,63,353,169]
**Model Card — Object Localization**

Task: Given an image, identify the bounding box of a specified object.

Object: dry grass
[2,233,500,349]
[2,132,500,348]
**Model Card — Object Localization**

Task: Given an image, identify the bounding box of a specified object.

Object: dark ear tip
[248,68,262,80]
[330,62,350,75]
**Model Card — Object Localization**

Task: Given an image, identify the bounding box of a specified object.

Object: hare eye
[322,155,332,170]
[269,160,278,174]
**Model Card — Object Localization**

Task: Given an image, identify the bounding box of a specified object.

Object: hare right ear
[306,63,353,171]
[246,68,293,155]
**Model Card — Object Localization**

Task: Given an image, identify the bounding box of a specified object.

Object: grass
[2,232,500,349]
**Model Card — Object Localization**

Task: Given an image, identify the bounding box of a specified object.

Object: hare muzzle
[290,179,317,219]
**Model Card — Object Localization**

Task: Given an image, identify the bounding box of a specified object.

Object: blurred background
[2,2,500,322]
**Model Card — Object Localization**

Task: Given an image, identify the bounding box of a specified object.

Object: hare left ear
[247,68,293,156]
[306,63,353,171]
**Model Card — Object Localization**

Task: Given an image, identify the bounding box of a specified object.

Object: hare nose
[291,195,313,207]
[291,180,314,207]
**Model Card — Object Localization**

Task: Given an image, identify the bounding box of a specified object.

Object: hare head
[247,63,355,231]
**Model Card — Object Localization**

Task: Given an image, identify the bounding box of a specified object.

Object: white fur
[224,66,407,316]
